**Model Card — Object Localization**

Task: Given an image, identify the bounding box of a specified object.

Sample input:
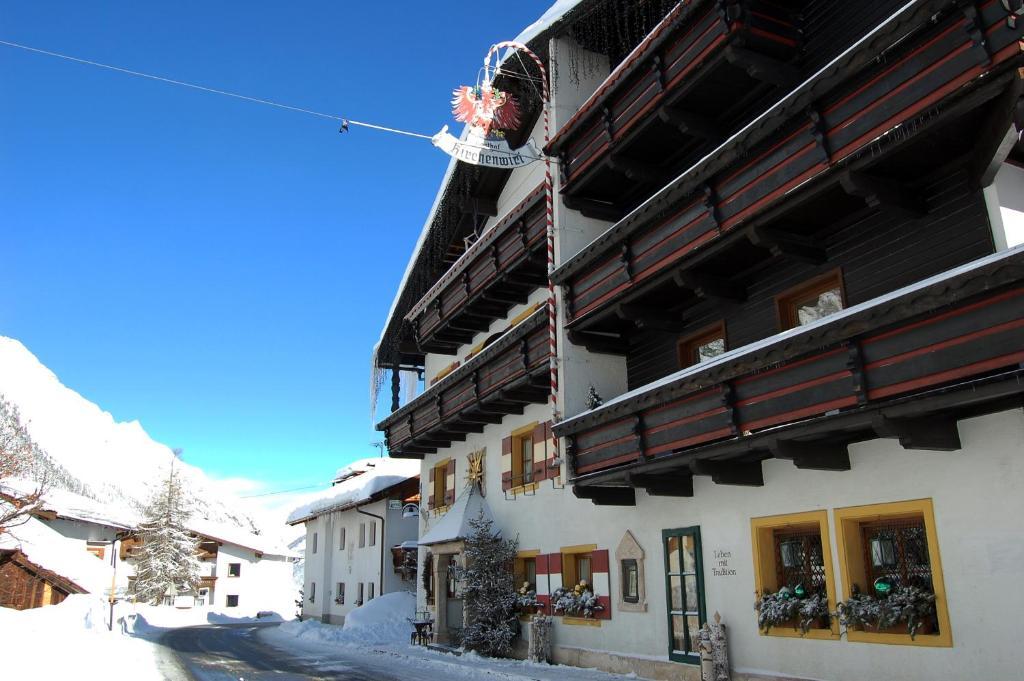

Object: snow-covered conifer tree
[455,510,518,657]
[132,459,201,604]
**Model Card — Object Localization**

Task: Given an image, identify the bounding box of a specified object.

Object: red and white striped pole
[483,41,560,454]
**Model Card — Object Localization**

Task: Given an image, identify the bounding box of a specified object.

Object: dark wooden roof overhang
[554,248,1024,504]
[551,0,1024,343]
[378,309,551,458]
[404,185,548,354]
[548,0,805,216]
[0,548,88,596]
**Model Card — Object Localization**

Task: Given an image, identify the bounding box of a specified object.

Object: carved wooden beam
[839,170,927,218]
[658,106,722,140]
[689,459,764,486]
[567,329,629,355]
[724,47,800,89]
[562,194,625,222]
[871,414,961,451]
[572,485,637,506]
[627,472,694,497]
[746,225,826,264]
[673,270,746,302]
[771,440,851,471]
[607,154,665,184]
[614,303,686,333]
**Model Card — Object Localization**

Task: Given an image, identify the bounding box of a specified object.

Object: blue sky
[0,1,551,494]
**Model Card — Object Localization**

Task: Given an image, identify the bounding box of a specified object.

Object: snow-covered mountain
[0,336,258,532]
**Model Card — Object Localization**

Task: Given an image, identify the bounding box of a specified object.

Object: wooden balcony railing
[554,248,1024,487]
[405,186,548,354]
[379,309,550,458]
[554,0,1024,327]
[547,0,803,217]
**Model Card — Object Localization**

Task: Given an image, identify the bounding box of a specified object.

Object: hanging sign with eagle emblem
[432,81,542,168]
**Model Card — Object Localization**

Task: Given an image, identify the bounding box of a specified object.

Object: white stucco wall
[301,495,418,624]
[418,407,1024,680]
[212,541,293,613]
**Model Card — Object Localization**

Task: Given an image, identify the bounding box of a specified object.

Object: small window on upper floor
[359,522,366,548]
[228,562,241,578]
[677,322,727,368]
[339,527,346,550]
[369,521,376,547]
[312,532,318,554]
[226,594,239,608]
[777,270,846,330]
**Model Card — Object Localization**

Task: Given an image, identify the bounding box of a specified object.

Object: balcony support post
[871,414,962,451]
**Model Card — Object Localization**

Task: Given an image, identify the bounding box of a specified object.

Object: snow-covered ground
[0,596,168,680]
[261,592,649,681]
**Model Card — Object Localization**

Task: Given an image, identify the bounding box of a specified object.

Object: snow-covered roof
[0,517,114,594]
[512,0,584,46]
[187,517,298,558]
[419,484,493,547]
[34,486,138,530]
[286,458,420,525]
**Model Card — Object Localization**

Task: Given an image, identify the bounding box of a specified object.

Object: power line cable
[239,482,334,499]
[0,39,434,140]
[0,38,557,163]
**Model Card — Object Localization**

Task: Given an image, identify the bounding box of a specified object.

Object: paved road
[158,623,403,681]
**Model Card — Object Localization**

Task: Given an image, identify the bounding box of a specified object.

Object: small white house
[22,486,297,612]
[288,458,420,624]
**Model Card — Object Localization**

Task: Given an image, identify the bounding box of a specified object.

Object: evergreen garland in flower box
[552,580,604,618]
[835,585,936,639]
[754,586,831,634]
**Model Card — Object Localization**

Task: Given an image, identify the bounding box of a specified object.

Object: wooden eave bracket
[689,459,764,486]
[839,170,927,218]
[562,194,625,222]
[572,485,637,506]
[626,472,694,496]
[673,270,746,302]
[723,46,800,89]
[769,439,852,471]
[969,76,1024,189]
[614,303,686,332]
[658,105,723,140]
[745,225,826,264]
[567,329,630,355]
[870,414,962,451]
[607,153,665,184]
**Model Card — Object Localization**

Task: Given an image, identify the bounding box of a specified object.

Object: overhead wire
[0,39,434,139]
[0,38,558,163]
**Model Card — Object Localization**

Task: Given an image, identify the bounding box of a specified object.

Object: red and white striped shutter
[501,437,513,491]
[445,459,456,506]
[535,554,551,613]
[592,549,611,619]
[546,553,563,595]
[531,422,546,482]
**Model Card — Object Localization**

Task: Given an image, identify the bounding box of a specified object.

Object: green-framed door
[662,526,706,664]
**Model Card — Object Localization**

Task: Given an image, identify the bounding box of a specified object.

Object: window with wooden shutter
[445,459,456,506]
[429,460,449,510]
[501,436,513,491]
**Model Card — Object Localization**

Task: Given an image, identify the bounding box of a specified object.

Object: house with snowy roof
[11,485,297,612]
[370,0,1024,679]
[0,516,114,610]
[287,458,420,624]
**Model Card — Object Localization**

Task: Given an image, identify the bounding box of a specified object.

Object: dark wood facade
[405,186,549,354]
[553,0,1024,332]
[0,549,85,610]
[378,309,551,458]
[555,250,1024,501]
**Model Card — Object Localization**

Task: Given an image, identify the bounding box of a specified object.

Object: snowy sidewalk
[259,593,649,681]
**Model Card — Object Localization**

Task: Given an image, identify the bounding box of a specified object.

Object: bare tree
[0,393,50,531]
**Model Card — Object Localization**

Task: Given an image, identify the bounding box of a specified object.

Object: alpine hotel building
[373,1,1024,679]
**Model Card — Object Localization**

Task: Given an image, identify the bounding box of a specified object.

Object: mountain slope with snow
[0,336,258,531]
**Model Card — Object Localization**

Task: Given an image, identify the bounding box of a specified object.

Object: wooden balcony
[554,248,1024,503]
[405,186,548,354]
[548,0,803,218]
[554,0,1024,332]
[379,309,551,458]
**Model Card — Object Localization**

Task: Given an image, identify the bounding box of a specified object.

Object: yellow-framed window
[833,498,952,647]
[509,422,537,489]
[432,461,447,509]
[751,510,839,639]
